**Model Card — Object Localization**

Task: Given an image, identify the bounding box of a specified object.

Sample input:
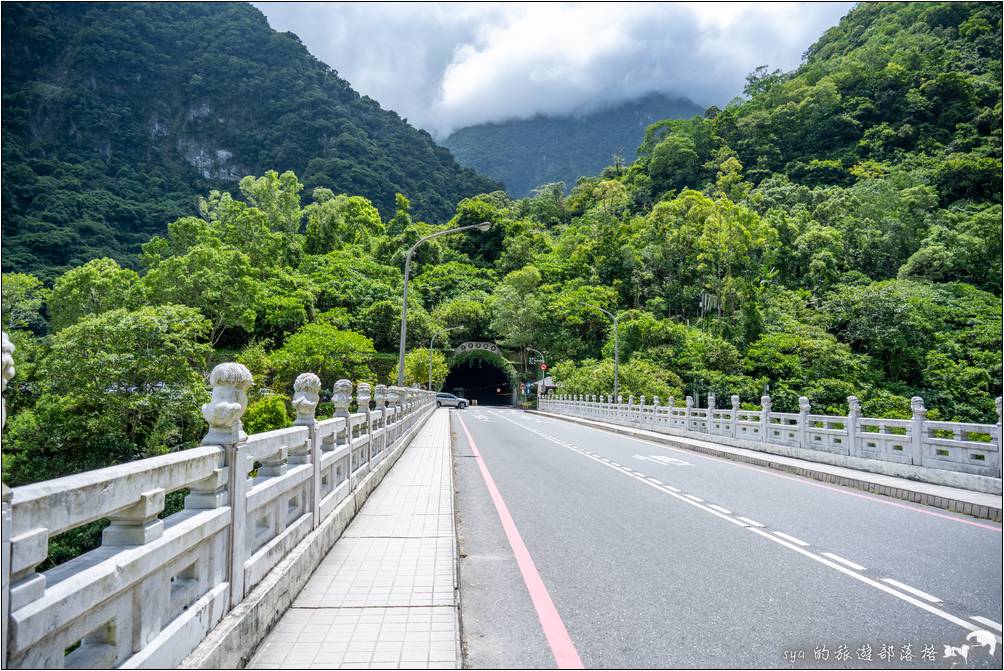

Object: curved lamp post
[584,303,619,401]
[397,221,492,385]
[429,326,463,391]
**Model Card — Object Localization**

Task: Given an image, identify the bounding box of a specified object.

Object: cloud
[255,2,852,138]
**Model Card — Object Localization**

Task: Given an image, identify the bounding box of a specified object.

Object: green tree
[269,322,376,393]
[140,244,259,345]
[394,348,448,390]
[4,305,212,485]
[1,273,49,332]
[48,258,138,331]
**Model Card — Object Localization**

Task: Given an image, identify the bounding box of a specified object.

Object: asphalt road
[451,407,1003,669]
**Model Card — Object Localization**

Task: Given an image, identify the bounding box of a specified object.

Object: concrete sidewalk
[247,409,459,669]
[529,410,1003,522]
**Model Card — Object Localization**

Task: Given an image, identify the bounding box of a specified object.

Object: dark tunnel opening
[442,359,513,406]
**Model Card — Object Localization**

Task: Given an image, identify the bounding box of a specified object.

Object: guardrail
[0,331,436,669]
[540,392,1002,480]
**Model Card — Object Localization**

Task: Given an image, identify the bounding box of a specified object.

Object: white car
[436,392,469,409]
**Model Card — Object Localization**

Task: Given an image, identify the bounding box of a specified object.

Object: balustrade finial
[652,395,660,407]
[685,395,693,409]
[707,393,715,410]
[333,379,353,414]
[292,373,322,424]
[201,362,253,445]
[847,395,861,416]
[375,384,388,406]
[731,395,740,410]
[798,396,811,414]
[997,396,1002,424]
[760,394,772,411]
[910,396,926,420]
[357,382,373,410]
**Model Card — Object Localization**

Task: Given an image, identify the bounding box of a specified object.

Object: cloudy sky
[256,2,852,139]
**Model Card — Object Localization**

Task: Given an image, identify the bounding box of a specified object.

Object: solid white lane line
[773,531,809,547]
[708,504,733,515]
[736,516,764,527]
[880,579,942,603]
[491,411,988,638]
[821,552,865,571]
[685,494,704,503]
[970,616,1002,632]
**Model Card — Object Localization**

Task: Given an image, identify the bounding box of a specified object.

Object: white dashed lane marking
[970,616,1002,632]
[488,410,1001,640]
[773,531,810,547]
[821,552,866,571]
[880,579,942,604]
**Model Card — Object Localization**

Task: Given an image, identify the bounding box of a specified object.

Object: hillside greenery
[2,0,1002,504]
[1,2,499,281]
[442,93,703,198]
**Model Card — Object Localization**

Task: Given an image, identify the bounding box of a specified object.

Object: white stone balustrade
[541,391,1003,487]
[0,335,437,669]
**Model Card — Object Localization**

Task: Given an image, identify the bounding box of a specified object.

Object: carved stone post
[390,386,404,443]
[846,396,861,456]
[760,394,772,443]
[200,362,252,607]
[667,396,675,428]
[797,396,811,449]
[375,384,388,457]
[333,379,352,447]
[1,331,12,431]
[651,396,660,428]
[707,393,716,433]
[2,332,14,660]
[292,373,321,526]
[357,383,373,468]
[684,395,693,431]
[996,397,1002,479]
[731,395,740,437]
[910,396,926,467]
[638,395,646,424]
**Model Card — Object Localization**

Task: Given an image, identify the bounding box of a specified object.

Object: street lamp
[584,303,619,401]
[397,221,492,385]
[429,326,463,391]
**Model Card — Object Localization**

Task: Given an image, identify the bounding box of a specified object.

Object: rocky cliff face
[1,2,499,279]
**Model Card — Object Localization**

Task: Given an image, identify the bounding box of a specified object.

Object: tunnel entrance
[442,359,513,406]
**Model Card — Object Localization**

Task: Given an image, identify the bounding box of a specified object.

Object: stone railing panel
[539,391,1002,483]
[0,344,439,669]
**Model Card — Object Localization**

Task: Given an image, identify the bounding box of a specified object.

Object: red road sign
[540,363,548,371]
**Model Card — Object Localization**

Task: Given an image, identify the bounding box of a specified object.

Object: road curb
[526,410,1003,523]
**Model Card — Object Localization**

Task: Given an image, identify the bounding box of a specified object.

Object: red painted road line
[456,413,585,669]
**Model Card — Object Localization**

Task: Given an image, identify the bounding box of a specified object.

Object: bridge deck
[248,409,459,669]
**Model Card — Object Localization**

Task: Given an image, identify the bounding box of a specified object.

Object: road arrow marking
[633,454,691,466]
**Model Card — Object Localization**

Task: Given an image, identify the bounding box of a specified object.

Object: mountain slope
[441,93,703,197]
[1,2,499,279]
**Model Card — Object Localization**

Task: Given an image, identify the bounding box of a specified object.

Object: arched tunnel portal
[443,348,520,406]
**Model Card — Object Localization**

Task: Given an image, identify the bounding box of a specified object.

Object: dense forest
[2,0,1002,513]
[1,2,499,280]
[442,93,703,197]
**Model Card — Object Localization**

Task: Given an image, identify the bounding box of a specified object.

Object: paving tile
[248,410,460,669]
